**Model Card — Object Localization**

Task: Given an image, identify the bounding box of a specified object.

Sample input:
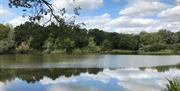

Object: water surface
[0,54,179,68]
[0,54,179,91]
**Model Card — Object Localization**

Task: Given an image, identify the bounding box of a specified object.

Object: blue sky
[0,0,180,33]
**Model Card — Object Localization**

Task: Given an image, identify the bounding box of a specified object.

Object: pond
[0,54,180,91]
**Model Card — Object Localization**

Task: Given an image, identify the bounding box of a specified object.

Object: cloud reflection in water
[0,68,180,91]
[41,68,180,91]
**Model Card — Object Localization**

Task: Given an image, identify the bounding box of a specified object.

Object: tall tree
[176,31,180,43]
[8,0,80,25]
[158,29,178,44]
[88,29,107,46]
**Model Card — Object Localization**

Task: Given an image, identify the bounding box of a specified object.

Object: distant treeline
[0,22,180,54]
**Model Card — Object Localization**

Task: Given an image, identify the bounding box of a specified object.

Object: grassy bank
[46,49,180,55]
[137,50,180,55]
[102,49,137,55]
[101,49,179,55]
[1,48,179,55]
[51,49,138,55]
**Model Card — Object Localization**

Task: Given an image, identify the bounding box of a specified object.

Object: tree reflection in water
[139,63,180,72]
[0,68,103,83]
[0,63,180,84]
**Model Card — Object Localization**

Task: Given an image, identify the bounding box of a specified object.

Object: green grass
[5,48,179,55]
[164,77,180,91]
[137,49,179,55]
[105,49,137,54]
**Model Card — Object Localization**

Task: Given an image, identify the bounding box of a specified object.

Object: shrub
[101,39,112,51]
[141,43,167,52]
[16,42,30,53]
[111,49,136,54]
[171,44,180,52]
[51,49,66,54]
[73,48,82,54]
[61,38,75,53]
[0,40,15,54]
[86,37,100,52]
[43,37,55,53]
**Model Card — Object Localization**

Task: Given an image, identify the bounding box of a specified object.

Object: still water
[0,54,180,91]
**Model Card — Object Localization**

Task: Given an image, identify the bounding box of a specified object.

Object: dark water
[0,54,180,91]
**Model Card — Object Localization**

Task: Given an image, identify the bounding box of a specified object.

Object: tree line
[0,22,180,54]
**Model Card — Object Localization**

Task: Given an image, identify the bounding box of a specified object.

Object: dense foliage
[0,22,179,54]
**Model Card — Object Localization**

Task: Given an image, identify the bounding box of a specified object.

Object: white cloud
[116,68,180,91]
[6,12,79,27]
[158,6,180,22]
[79,13,111,30]
[39,68,180,91]
[114,27,156,34]
[28,10,179,34]
[40,76,77,85]
[7,16,29,27]
[78,12,180,33]
[82,68,180,91]
[5,0,104,27]
[47,85,100,91]
[176,0,180,5]
[119,0,169,16]
[76,0,179,33]
[80,14,162,33]
[108,17,180,33]
[106,16,162,33]
[0,82,5,91]
[155,21,180,31]
[5,0,179,33]
[0,4,12,17]
[108,16,158,28]
[52,0,103,11]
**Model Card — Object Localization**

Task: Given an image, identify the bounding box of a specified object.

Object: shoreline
[0,50,179,55]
